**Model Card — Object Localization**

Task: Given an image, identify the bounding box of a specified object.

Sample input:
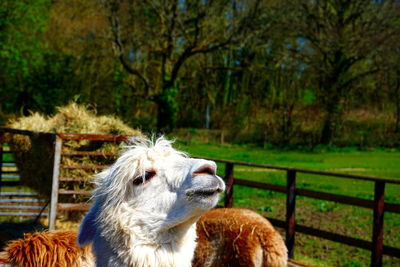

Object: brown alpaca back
[1,231,92,267]
[194,208,288,267]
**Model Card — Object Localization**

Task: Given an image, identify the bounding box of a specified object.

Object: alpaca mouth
[186,187,223,198]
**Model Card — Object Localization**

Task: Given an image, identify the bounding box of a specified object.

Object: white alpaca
[78,137,225,267]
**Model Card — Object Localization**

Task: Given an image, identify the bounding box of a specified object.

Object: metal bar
[0,181,20,186]
[224,163,234,208]
[0,131,4,193]
[49,135,62,230]
[371,181,385,267]
[286,170,296,259]
[0,192,38,197]
[0,199,46,203]
[2,162,17,166]
[0,212,48,217]
[0,205,48,210]
[1,175,20,179]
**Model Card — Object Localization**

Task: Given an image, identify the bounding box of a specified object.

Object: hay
[6,102,142,200]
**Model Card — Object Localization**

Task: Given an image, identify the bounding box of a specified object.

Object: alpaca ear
[78,201,100,247]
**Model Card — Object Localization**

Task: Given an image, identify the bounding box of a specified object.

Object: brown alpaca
[0,231,93,267]
[0,209,287,267]
[193,208,288,267]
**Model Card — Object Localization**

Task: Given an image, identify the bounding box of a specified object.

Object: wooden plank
[371,182,385,267]
[0,199,46,203]
[1,175,20,179]
[57,132,131,142]
[266,217,400,258]
[49,136,62,230]
[59,177,92,182]
[0,132,3,192]
[58,203,91,211]
[58,189,92,195]
[385,202,400,213]
[2,171,19,174]
[0,205,47,210]
[0,212,47,217]
[0,192,38,197]
[0,181,20,186]
[288,259,316,267]
[224,163,234,208]
[234,179,400,214]
[199,156,400,184]
[286,170,296,259]
[235,179,286,193]
[2,162,17,166]
[60,164,108,170]
[0,127,55,139]
[62,151,118,157]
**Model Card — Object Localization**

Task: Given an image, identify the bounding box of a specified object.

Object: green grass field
[2,142,399,266]
[176,141,400,267]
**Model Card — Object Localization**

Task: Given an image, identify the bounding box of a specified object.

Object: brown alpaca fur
[0,231,93,267]
[193,208,288,267]
[0,209,286,267]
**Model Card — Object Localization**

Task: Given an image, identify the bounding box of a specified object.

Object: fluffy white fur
[78,136,225,267]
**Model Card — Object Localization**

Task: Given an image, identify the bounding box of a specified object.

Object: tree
[285,0,398,144]
[0,0,50,114]
[99,0,262,132]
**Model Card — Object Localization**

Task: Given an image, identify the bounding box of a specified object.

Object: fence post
[49,135,62,230]
[286,170,296,259]
[224,163,234,208]
[371,181,385,267]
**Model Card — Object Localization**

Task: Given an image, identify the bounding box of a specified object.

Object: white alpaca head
[78,136,225,266]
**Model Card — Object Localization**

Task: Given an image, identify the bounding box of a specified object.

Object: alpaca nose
[192,160,217,177]
[193,164,216,176]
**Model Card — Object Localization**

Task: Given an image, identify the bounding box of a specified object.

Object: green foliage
[0,0,51,114]
[0,0,400,148]
[301,89,316,105]
[157,85,179,132]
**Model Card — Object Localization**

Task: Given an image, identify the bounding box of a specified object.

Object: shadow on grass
[0,219,47,250]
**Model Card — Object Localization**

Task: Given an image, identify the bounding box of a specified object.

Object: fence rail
[1,127,399,267]
[205,157,400,267]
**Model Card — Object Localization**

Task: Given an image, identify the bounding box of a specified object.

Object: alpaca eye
[132,171,156,186]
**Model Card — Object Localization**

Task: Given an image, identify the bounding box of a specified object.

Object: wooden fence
[1,127,399,267]
[208,158,400,267]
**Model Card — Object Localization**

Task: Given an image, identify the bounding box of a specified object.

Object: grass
[2,141,399,266]
[176,141,400,267]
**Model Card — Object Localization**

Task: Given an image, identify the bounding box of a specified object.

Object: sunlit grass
[176,140,400,266]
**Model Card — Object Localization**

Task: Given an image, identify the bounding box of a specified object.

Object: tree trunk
[156,85,179,133]
[320,93,343,145]
[395,71,400,133]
